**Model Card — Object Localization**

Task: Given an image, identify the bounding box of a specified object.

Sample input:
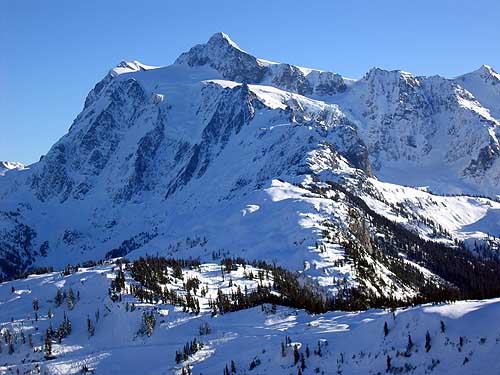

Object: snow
[1,264,500,374]
[1,32,500,373]
[362,177,500,242]
[0,161,25,176]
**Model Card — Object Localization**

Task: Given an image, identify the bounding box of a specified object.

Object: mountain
[2,32,500,375]
[0,32,499,301]
[455,64,500,119]
[0,161,24,176]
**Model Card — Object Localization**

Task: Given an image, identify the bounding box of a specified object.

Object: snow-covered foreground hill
[0,262,499,375]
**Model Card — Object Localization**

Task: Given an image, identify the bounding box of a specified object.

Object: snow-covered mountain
[0,32,500,302]
[3,32,500,375]
[0,161,24,176]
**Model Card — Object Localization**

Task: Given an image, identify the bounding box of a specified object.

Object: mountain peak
[207,32,243,51]
[476,64,500,80]
[110,60,157,78]
[174,32,264,82]
[458,64,500,82]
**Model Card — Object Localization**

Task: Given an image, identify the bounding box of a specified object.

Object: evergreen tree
[293,344,300,365]
[32,299,39,312]
[139,311,156,337]
[8,341,14,355]
[43,331,52,358]
[87,316,95,338]
[425,331,431,352]
[315,341,322,357]
[406,334,414,353]
[55,289,64,307]
[384,322,389,337]
[67,288,76,310]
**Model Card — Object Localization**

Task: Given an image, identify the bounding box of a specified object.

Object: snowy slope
[455,65,500,120]
[1,262,500,375]
[0,161,24,176]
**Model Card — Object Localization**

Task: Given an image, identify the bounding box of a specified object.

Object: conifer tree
[406,334,414,353]
[44,331,52,358]
[87,316,95,338]
[67,288,76,310]
[425,331,431,352]
[55,289,64,307]
[293,344,300,365]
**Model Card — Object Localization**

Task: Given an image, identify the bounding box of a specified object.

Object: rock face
[0,33,499,298]
[175,32,348,96]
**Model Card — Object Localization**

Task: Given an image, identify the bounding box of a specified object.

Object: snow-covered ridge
[0,161,25,176]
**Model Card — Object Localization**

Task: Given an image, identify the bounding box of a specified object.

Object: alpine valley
[1,33,500,375]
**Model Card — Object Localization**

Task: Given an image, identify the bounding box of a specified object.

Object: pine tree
[384,322,389,337]
[87,316,95,338]
[230,360,236,373]
[293,344,300,365]
[406,334,413,353]
[55,289,64,307]
[386,355,391,372]
[139,311,156,336]
[44,331,52,358]
[32,299,39,312]
[315,341,322,357]
[67,288,76,310]
[425,331,431,352]
[440,320,446,333]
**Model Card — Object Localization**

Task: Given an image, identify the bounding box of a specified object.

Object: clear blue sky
[1,0,499,164]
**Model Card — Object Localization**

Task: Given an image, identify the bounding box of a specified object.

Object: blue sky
[1,0,499,164]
